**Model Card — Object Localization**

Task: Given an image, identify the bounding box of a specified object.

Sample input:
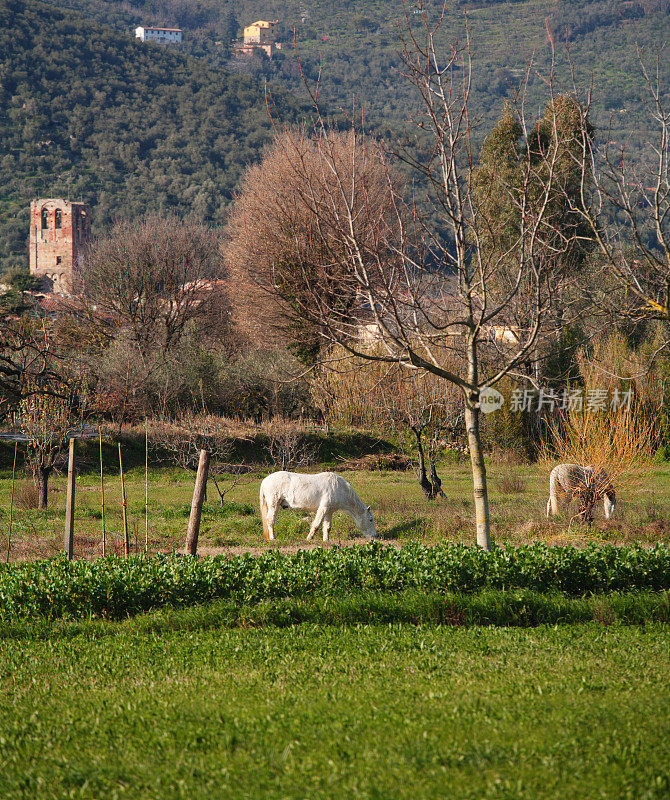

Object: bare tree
[376,365,461,498]
[80,213,229,358]
[17,384,77,509]
[250,8,587,547]
[225,129,401,361]
[571,48,669,330]
[0,317,70,410]
[386,380,441,499]
[10,315,93,508]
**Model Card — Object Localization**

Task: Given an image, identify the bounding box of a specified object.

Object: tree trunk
[63,438,75,560]
[211,475,226,507]
[36,466,51,510]
[428,452,446,499]
[412,427,433,499]
[464,398,491,550]
[184,449,210,557]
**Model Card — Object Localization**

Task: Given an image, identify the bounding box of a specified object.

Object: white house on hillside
[135,27,183,44]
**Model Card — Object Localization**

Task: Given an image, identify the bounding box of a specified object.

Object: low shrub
[16,480,39,510]
[497,475,527,494]
[339,453,412,471]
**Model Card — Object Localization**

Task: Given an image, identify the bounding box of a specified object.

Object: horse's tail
[260,484,270,540]
[547,468,560,518]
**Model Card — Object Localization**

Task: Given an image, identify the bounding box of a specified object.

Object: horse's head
[603,489,616,520]
[359,505,376,539]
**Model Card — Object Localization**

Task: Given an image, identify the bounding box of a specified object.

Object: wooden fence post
[99,426,106,556]
[183,449,210,557]
[119,442,130,558]
[145,422,149,553]
[6,442,17,562]
[64,438,76,560]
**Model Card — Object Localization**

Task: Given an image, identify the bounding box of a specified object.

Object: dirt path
[197,539,403,558]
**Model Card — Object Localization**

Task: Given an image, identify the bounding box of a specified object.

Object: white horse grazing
[259,471,376,541]
[546,463,616,523]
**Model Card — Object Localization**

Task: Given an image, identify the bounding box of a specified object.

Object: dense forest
[0,0,668,269]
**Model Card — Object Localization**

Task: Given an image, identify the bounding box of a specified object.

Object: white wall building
[135,27,183,44]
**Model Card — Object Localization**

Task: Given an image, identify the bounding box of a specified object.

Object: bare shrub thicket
[541,331,662,520]
[497,475,527,494]
[542,406,658,520]
[151,415,249,507]
[219,349,312,422]
[92,341,312,427]
[15,480,39,511]
[265,420,317,471]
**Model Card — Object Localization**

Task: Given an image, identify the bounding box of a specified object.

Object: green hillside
[0,0,304,271]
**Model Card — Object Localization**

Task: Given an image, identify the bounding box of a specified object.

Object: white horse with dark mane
[259,471,376,541]
[546,463,616,523]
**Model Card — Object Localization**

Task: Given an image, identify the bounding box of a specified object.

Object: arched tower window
[55,209,62,229]
[41,208,49,229]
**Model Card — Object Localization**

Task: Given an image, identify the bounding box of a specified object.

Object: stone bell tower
[29,198,91,294]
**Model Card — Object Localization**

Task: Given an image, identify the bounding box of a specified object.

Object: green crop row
[0,543,668,621]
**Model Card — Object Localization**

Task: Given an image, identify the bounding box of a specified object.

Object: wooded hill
[51,0,669,135]
[0,0,304,271]
[1,0,668,270]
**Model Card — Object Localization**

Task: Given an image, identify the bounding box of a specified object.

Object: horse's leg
[322,512,333,542]
[306,505,327,541]
[563,489,573,516]
[266,501,279,541]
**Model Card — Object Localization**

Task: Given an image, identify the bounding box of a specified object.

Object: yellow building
[243,20,279,46]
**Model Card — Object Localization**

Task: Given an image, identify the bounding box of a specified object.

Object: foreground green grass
[0,617,667,799]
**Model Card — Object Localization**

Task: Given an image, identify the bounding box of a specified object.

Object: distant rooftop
[136,26,183,32]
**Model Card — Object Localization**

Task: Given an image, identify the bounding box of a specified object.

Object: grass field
[0,434,668,560]
[1,435,668,798]
[0,612,668,799]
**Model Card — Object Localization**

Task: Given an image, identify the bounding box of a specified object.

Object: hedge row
[0,543,668,621]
